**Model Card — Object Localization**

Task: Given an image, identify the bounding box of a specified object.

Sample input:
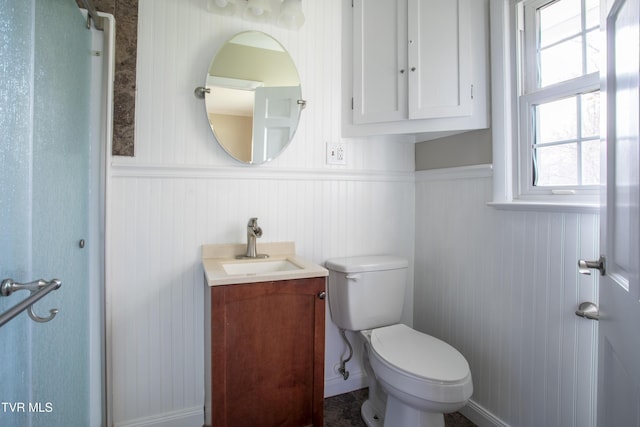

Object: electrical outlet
[326,142,346,165]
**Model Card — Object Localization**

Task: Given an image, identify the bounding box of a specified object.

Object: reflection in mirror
[204,31,303,164]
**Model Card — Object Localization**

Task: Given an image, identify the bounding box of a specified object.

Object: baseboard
[324,370,368,398]
[114,406,202,427]
[459,399,509,427]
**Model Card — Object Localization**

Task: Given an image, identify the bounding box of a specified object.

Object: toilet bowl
[325,255,473,427]
[363,324,473,427]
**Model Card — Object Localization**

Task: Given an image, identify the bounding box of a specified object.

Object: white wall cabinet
[344,0,489,138]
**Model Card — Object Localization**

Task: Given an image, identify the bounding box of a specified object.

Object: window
[516,0,601,200]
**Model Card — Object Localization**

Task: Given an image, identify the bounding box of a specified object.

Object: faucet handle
[237,217,268,259]
[248,218,262,236]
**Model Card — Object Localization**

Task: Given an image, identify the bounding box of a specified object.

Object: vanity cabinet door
[208,277,326,427]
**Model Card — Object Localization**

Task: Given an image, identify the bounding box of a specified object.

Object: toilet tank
[325,255,408,331]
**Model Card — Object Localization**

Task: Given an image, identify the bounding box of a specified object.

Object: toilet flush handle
[345,274,361,281]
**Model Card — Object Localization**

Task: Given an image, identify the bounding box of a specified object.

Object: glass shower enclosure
[0,0,108,425]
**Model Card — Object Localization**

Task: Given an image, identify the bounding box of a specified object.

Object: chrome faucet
[237,217,269,259]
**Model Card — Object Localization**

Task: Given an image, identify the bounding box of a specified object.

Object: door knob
[575,301,599,320]
[578,256,606,276]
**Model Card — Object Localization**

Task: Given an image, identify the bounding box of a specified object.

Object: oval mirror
[203,31,303,164]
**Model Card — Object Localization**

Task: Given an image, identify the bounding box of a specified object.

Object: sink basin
[202,242,328,286]
[222,259,302,275]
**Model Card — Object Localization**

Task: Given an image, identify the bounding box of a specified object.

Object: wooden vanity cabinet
[204,277,326,427]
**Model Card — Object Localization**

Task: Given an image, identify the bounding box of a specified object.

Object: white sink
[222,259,302,275]
[202,242,328,286]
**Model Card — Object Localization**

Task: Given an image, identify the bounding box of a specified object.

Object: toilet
[325,255,473,427]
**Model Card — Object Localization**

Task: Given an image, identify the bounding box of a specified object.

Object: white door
[596,0,640,425]
[252,86,301,163]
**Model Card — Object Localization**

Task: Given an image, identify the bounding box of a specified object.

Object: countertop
[202,241,328,286]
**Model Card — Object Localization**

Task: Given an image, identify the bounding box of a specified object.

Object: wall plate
[326,142,346,165]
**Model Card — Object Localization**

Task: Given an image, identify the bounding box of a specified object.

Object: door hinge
[351,97,354,110]
[471,84,474,100]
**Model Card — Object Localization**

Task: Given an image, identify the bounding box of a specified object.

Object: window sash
[522,0,599,92]
[515,0,601,201]
[518,72,600,196]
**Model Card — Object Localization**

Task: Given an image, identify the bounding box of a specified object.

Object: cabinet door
[210,278,326,427]
[407,0,472,119]
[353,0,408,124]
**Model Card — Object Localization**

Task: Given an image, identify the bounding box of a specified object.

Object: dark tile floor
[324,388,476,427]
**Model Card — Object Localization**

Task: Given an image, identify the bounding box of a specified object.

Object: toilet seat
[370,324,469,383]
[366,324,473,407]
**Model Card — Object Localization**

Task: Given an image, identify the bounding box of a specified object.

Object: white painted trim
[487,201,600,213]
[93,11,115,427]
[459,399,510,427]
[490,0,516,204]
[415,164,493,182]
[414,163,600,213]
[114,406,202,427]
[110,163,415,183]
[102,11,116,427]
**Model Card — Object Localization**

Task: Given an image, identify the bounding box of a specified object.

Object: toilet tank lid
[325,255,408,273]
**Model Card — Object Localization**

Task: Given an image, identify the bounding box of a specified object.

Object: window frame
[489,0,602,208]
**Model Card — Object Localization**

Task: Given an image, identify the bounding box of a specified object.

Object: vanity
[202,242,328,427]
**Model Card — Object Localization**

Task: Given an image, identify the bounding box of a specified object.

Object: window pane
[539,0,582,47]
[582,139,601,185]
[586,29,601,73]
[581,91,600,138]
[540,36,583,86]
[585,0,600,29]
[537,97,577,144]
[534,143,578,186]
[538,0,582,47]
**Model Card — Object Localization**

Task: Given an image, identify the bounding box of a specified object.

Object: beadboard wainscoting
[414,165,599,427]
[107,166,415,426]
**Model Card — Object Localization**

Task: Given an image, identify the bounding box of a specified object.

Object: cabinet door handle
[317,291,326,300]
[411,67,416,72]
[400,69,405,74]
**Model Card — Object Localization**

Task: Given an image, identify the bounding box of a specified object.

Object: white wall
[414,165,599,427]
[106,1,415,425]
